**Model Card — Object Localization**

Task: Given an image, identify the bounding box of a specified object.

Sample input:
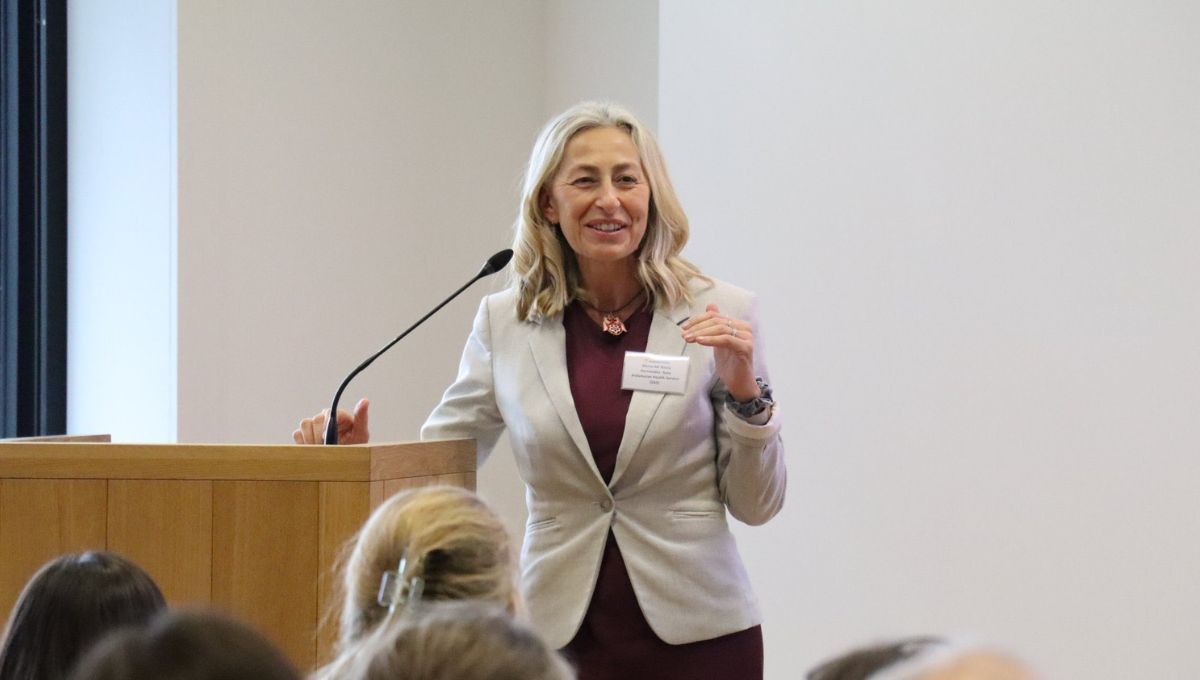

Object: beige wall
[544,0,658,126]
[177,0,543,446]
[175,0,546,541]
[173,0,658,550]
[659,1,1200,678]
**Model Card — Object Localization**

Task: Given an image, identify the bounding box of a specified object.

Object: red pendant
[601,314,627,336]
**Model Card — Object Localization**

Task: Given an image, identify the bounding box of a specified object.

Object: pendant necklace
[582,291,644,336]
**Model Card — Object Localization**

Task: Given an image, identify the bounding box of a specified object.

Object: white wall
[177,0,542,444]
[174,0,658,547]
[71,0,660,556]
[68,0,177,442]
[174,0,548,541]
[659,1,1200,678]
[544,0,658,126]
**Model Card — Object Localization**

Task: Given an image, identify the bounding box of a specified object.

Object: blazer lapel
[609,300,692,487]
[527,318,605,483]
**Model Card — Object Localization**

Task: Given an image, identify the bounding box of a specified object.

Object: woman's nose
[596,182,620,210]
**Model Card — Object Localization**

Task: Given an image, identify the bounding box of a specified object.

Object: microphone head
[479,249,514,276]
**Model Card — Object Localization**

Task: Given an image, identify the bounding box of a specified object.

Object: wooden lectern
[0,437,475,670]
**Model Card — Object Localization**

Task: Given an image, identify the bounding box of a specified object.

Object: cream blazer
[420,278,786,648]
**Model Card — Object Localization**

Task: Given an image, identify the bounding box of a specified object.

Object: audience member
[68,609,300,680]
[0,551,166,680]
[807,637,941,680]
[330,485,516,652]
[318,601,574,680]
[808,637,1038,680]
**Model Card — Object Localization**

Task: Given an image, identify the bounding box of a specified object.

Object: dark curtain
[1,0,67,437]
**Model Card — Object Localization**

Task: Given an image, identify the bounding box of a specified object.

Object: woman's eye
[617,175,639,185]
[571,177,596,186]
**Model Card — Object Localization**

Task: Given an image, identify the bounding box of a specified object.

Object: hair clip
[377,550,425,615]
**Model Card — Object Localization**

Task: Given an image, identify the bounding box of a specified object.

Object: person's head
[319,601,574,680]
[903,650,1036,680]
[68,609,301,680]
[335,485,516,648]
[807,637,943,680]
[513,101,706,321]
[0,551,166,680]
[808,638,1038,680]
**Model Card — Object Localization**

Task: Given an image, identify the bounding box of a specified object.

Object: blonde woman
[319,601,573,680]
[297,101,786,680]
[328,485,516,652]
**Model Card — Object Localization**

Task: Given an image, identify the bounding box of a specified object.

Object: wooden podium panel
[0,439,474,670]
[316,481,370,658]
[108,480,215,604]
[0,479,107,612]
[212,480,321,666]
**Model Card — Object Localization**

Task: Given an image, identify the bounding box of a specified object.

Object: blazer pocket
[525,516,560,534]
[669,508,723,520]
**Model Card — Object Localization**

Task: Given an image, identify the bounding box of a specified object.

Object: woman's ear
[539,188,558,224]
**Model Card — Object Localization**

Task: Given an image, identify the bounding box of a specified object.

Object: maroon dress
[560,301,763,680]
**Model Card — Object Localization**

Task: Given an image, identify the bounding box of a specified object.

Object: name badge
[621,352,689,395]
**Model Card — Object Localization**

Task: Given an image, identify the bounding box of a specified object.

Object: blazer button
[599,499,613,512]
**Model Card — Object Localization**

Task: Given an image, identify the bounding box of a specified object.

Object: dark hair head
[0,551,166,680]
[807,637,942,680]
[69,609,301,680]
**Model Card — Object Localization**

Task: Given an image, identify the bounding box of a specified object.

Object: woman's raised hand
[680,304,761,402]
[293,398,371,445]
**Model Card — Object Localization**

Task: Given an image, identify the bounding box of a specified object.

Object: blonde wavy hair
[318,601,574,680]
[512,101,708,321]
[329,486,516,654]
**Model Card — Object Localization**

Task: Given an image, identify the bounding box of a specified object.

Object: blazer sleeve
[711,292,787,526]
[419,296,507,467]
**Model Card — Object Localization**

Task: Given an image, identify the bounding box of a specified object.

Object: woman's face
[541,126,650,271]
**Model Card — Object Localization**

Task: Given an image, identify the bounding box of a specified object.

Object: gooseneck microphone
[322,248,513,445]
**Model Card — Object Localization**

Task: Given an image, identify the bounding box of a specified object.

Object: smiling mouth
[587,222,625,233]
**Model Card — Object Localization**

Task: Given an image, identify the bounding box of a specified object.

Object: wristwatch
[725,377,774,418]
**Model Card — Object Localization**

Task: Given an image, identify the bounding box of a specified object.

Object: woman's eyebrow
[564,162,641,174]
[564,163,599,174]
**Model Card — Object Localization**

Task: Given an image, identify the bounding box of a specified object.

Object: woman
[69,610,301,680]
[0,551,166,679]
[317,601,573,680]
[326,485,516,653]
[296,101,786,679]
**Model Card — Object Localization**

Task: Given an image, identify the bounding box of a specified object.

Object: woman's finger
[303,416,318,444]
[350,398,370,443]
[330,408,355,439]
[296,402,371,446]
[695,331,754,351]
[680,304,723,331]
[684,317,751,341]
[312,410,330,444]
[680,314,714,333]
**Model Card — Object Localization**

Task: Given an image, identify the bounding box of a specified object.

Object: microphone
[322,248,513,445]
